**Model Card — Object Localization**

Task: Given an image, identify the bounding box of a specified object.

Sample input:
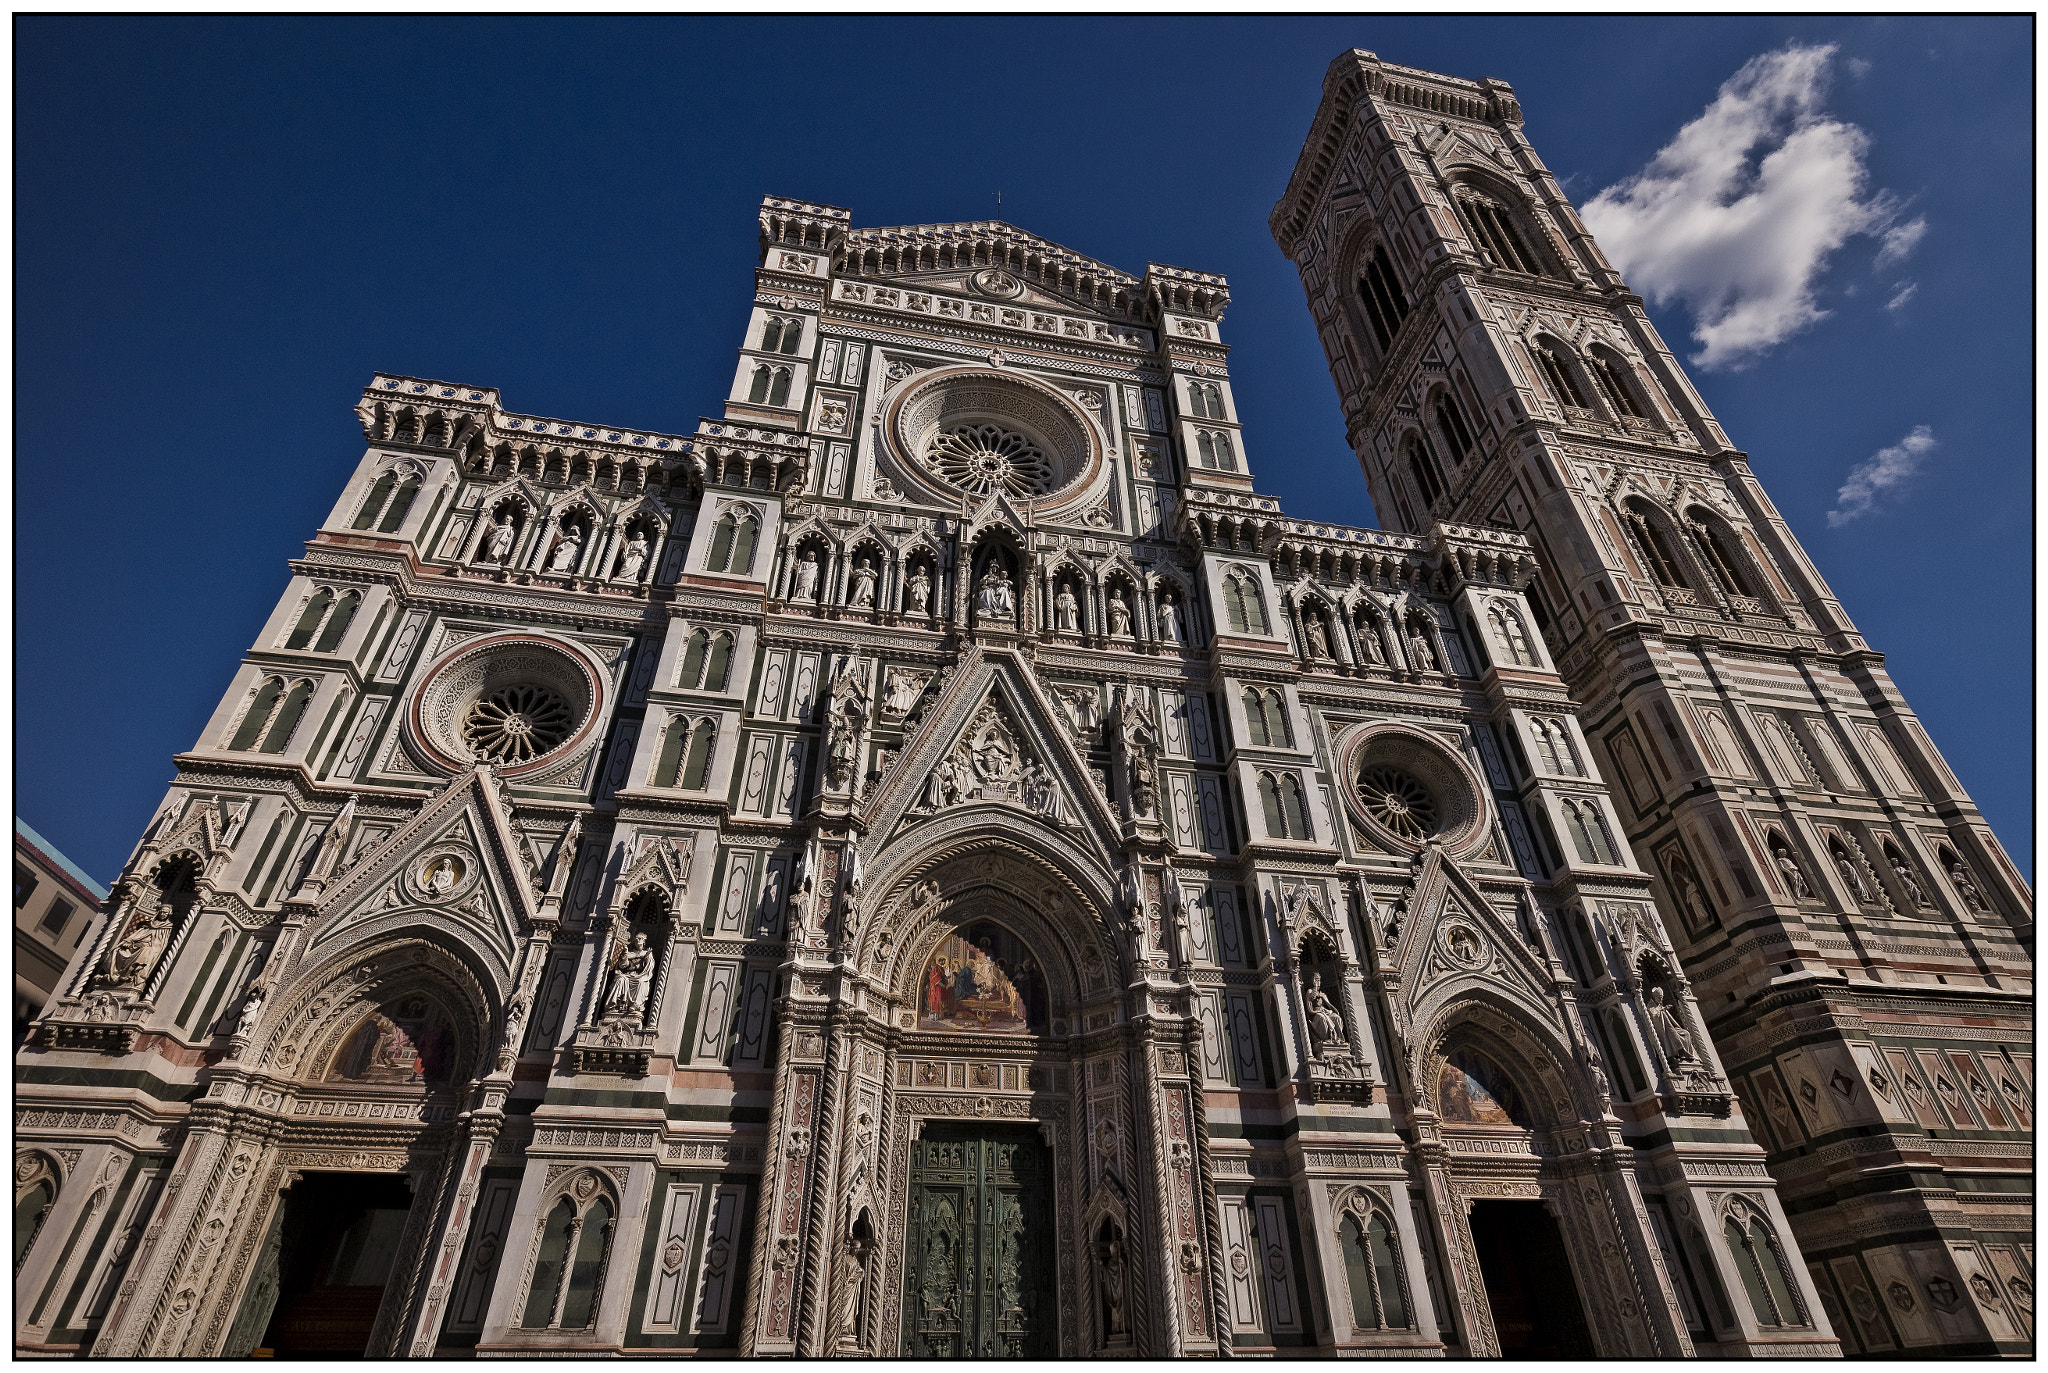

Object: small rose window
[462,683,575,764]
[1357,765,1437,840]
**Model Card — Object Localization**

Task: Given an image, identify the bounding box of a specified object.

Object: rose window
[922,422,1056,499]
[1357,765,1437,840]
[461,684,575,763]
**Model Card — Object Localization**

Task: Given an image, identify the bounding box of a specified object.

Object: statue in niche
[603,931,656,1022]
[1833,848,1872,902]
[1113,690,1160,817]
[1302,972,1346,1059]
[483,512,517,563]
[1021,759,1063,822]
[1575,1038,1611,1107]
[232,981,266,1037]
[1059,686,1101,739]
[616,531,650,582]
[1055,582,1079,632]
[1773,844,1814,899]
[548,527,583,573]
[1096,1229,1128,1337]
[1303,612,1330,660]
[824,658,869,790]
[976,562,1015,622]
[1406,618,1437,672]
[792,550,821,602]
[907,564,932,615]
[828,1234,873,1354]
[849,557,877,608]
[1357,615,1384,664]
[102,908,171,991]
[1946,859,1986,913]
[1888,851,1927,907]
[422,856,460,897]
[1107,591,1132,638]
[1157,595,1181,644]
[1644,985,1698,1066]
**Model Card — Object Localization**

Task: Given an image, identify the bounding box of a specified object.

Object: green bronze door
[903,1123,1056,1357]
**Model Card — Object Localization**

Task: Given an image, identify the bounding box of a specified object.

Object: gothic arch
[1414,991,1599,1130]
[250,935,498,1089]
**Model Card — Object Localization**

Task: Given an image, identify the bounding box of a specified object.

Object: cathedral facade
[14,49,2029,1360]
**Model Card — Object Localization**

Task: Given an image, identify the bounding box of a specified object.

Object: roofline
[16,817,109,901]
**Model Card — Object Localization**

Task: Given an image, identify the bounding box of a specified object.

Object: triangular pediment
[302,767,540,990]
[841,220,1146,323]
[862,646,1121,858]
[1395,850,1550,1016]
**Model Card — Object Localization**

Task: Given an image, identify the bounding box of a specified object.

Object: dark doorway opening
[246,1171,416,1357]
[1468,1199,1595,1357]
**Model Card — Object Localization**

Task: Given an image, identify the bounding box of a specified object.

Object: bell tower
[1273,49,2034,1356]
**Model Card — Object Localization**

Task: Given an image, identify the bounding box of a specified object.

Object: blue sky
[17,17,2031,884]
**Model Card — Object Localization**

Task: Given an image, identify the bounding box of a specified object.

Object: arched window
[760,317,786,354]
[1340,1207,1411,1331]
[1433,392,1476,464]
[1685,514,1754,598]
[14,1158,57,1270]
[1623,501,1690,589]
[1565,800,1617,865]
[677,631,709,689]
[521,1190,617,1331]
[777,318,802,355]
[260,681,315,754]
[1187,380,1225,419]
[768,368,792,408]
[1356,243,1410,353]
[706,513,737,573]
[1243,688,1271,747]
[313,591,361,654]
[1258,772,1286,838]
[681,720,717,790]
[284,590,334,650]
[229,678,286,751]
[748,365,771,404]
[729,516,759,575]
[1724,1208,1805,1329]
[651,716,690,788]
[1209,430,1236,471]
[1550,722,1584,777]
[1534,342,1591,409]
[1281,774,1310,839]
[1591,349,1647,419]
[1531,719,1563,774]
[1262,689,1291,747]
[351,472,396,530]
[1456,192,1545,276]
[376,476,422,533]
[703,633,734,692]
[1223,569,1267,635]
[1196,432,1217,469]
[1405,435,1444,507]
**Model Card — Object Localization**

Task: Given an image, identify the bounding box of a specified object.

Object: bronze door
[903,1124,1055,1357]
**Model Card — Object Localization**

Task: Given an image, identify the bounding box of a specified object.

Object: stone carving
[1406,618,1437,672]
[1645,985,1697,1067]
[917,699,1060,820]
[221,799,251,848]
[907,565,932,615]
[1107,591,1132,639]
[548,527,583,573]
[1886,849,1927,907]
[1055,583,1079,632]
[1057,686,1101,741]
[1773,843,1814,900]
[849,558,877,609]
[828,1234,874,1354]
[825,657,870,791]
[1303,612,1329,659]
[976,563,1016,623]
[1302,972,1347,1064]
[1946,859,1986,913]
[602,932,655,1024]
[483,513,517,563]
[881,668,929,719]
[792,550,821,602]
[1109,687,1160,819]
[1157,595,1180,644]
[616,532,650,581]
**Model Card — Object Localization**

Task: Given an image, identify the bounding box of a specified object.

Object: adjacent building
[15,820,108,1045]
[13,47,2029,1361]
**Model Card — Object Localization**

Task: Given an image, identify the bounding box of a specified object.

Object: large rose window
[885,368,1102,510]
[1339,725,1488,854]
[407,632,604,777]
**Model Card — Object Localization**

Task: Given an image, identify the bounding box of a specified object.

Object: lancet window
[520,1178,618,1331]
[351,467,421,532]
[1454,190,1547,276]
[1355,243,1410,353]
[759,315,803,355]
[227,676,316,754]
[1433,391,1476,463]
[1591,347,1648,420]
[1622,500,1690,589]
[1338,1201,1411,1332]
[284,587,362,653]
[677,629,735,692]
[1722,1203,1808,1330]
[1258,770,1311,840]
[704,508,760,575]
[1221,567,1268,635]
[1534,340,1591,410]
[1241,688,1291,748]
[1186,380,1226,419]
[1405,434,1445,506]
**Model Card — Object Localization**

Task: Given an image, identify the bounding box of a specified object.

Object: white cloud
[1885,281,1918,312]
[1828,425,1935,526]
[1874,215,1927,270]
[1582,44,1906,370]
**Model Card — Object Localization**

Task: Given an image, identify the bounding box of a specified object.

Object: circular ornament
[1336,723,1489,856]
[970,268,1024,300]
[406,631,607,779]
